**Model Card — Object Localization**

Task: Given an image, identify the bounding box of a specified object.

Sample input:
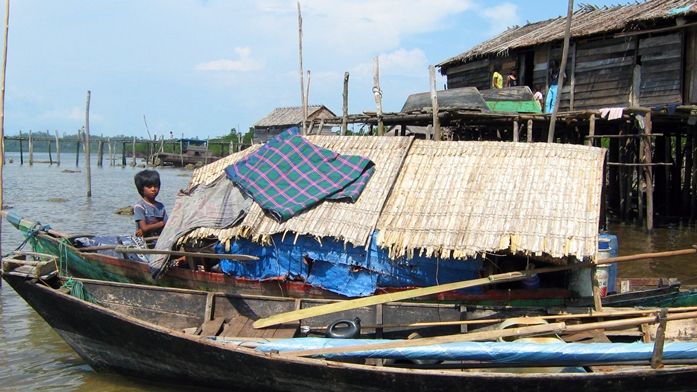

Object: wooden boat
[8,211,697,308]
[5,255,697,392]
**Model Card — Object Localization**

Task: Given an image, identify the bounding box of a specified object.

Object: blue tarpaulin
[216,230,482,297]
[255,338,697,363]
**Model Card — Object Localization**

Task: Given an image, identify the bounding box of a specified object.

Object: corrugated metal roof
[254,105,337,127]
[439,0,697,67]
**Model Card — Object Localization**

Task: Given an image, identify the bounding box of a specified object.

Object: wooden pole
[255,246,697,329]
[304,69,311,135]
[585,114,595,147]
[131,136,136,166]
[18,131,21,164]
[547,0,574,143]
[341,71,349,136]
[28,130,32,166]
[429,65,441,141]
[0,0,10,275]
[97,139,103,167]
[651,308,668,369]
[75,133,80,167]
[512,119,519,142]
[55,130,60,166]
[297,1,306,135]
[47,137,52,165]
[84,90,91,197]
[373,56,384,136]
[121,142,126,166]
[644,112,654,231]
[179,136,183,167]
[108,137,113,166]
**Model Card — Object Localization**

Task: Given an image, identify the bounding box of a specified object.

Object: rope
[60,277,98,304]
[3,222,50,258]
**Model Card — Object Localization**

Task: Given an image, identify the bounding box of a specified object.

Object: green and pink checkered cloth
[225,128,375,221]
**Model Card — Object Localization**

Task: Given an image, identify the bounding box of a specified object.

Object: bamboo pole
[429,65,440,141]
[28,130,32,165]
[341,71,349,136]
[547,0,574,142]
[75,133,80,167]
[131,136,136,166]
[644,112,654,231]
[84,90,91,197]
[297,1,306,135]
[112,246,258,261]
[254,247,697,329]
[55,130,60,166]
[0,0,9,280]
[373,56,384,136]
[282,310,697,358]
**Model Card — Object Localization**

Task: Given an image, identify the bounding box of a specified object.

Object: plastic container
[569,237,614,297]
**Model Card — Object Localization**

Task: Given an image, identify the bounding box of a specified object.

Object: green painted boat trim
[486,100,542,114]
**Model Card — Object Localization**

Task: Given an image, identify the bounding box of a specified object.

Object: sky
[2,0,624,138]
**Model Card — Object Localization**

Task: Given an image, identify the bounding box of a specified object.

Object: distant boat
[5,260,697,392]
[155,139,220,167]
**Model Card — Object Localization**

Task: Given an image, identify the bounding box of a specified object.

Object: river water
[2,152,697,391]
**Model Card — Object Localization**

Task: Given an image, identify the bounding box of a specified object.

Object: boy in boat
[133,169,168,238]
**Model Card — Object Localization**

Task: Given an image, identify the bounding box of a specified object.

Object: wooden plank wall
[569,37,635,110]
[445,58,490,90]
[687,27,697,104]
[639,33,683,107]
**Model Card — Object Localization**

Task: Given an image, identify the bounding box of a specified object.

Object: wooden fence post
[28,130,33,166]
[54,130,60,166]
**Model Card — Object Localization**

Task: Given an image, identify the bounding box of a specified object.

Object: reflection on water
[2,153,697,390]
[608,221,697,286]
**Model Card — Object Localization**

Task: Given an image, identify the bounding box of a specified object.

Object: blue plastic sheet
[216,230,482,297]
[255,338,697,364]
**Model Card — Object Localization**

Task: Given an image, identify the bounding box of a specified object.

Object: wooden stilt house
[253,105,337,143]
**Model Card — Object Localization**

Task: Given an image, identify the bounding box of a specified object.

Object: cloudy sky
[4,0,621,138]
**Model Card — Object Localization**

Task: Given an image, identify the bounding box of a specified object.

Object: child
[133,169,168,238]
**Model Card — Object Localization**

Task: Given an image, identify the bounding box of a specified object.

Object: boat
[5,256,697,392]
[154,138,220,167]
[9,210,697,308]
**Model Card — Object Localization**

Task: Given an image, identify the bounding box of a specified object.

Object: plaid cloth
[225,127,375,221]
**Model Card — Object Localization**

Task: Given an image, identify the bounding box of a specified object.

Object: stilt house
[253,105,337,143]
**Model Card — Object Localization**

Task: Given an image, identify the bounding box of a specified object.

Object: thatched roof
[376,140,605,260]
[183,136,605,261]
[254,105,337,128]
[185,135,413,248]
[439,0,697,67]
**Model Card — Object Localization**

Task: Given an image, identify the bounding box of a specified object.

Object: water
[2,152,697,390]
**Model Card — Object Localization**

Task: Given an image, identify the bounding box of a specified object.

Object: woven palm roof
[185,135,414,248]
[254,105,337,128]
[439,0,697,67]
[376,140,605,261]
[183,136,605,262]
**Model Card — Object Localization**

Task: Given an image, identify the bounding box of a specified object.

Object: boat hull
[5,273,697,392]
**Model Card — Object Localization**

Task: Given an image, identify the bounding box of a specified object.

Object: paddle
[253,247,697,329]
[280,310,697,358]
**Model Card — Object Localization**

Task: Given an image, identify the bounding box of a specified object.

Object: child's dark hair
[134,170,161,197]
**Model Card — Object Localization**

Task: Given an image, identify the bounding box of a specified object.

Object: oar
[254,263,587,329]
[280,310,697,358]
[112,246,258,261]
[279,322,567,358]
[253,247,697,329]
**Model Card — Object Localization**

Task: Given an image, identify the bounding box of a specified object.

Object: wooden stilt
[527,119,533,142]
[341,72,349,136]
[643,112,653,231]
[47,138,52,165]
[650,309,668,369]
[429,65,440,141]
[84,90,91,198]
[512,119,519,142]
[28,130,33,166]
[55,130,60,166]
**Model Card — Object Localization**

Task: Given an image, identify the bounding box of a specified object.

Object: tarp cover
[255,339,697,363]
[217,230,482,298]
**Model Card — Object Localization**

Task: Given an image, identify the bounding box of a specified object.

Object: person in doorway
[491,67,503,89]
[533,86,544,111]
[545,60,565,113]
[505,69,518,87]
[133,169,168,238]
